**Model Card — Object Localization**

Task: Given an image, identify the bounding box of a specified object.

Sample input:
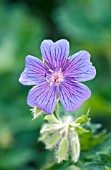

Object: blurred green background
[0,0,111,169]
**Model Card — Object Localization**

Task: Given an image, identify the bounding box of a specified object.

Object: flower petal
[59,81,91,112]
[27,82,57,114]
[63,51,96,82]
[40,39,69,70]
[19,55,48,85]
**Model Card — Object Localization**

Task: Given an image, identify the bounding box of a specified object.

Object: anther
[46,79,50,82]
[60,68,62,72]
[50,82,53,86]
[49,69,53,73]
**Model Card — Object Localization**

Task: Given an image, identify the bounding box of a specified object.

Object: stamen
[49,69,53,73]
[46,67,63,86]
[60,68,62,72]
[50,82,53,86]
[46,79,50,82]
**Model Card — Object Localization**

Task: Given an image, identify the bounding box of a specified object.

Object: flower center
[46,68,63,86]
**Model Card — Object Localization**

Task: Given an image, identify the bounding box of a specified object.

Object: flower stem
[53,101,60,120]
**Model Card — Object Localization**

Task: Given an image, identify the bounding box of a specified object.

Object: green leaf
[79,129,106,151]
[75,115,91,124]
[76,126,89,133]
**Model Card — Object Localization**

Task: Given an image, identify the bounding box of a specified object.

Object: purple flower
[19,39,96,114]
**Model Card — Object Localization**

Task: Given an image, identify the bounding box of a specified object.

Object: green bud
[40,123,64,134]
[57,137,69,163]
[70,132,80,163]
[46,132,61,149]
[38,133,48,142]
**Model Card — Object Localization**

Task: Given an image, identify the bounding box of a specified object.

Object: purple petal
[27,82,57,114]
[63,51,96,82]
[19,55,48,85]
[59,81,91,112]
[40,39,69,70]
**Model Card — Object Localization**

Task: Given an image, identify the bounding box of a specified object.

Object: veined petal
[63,51,96,82]
[59,81,91,112]
[27,82,57,114]
[40,39,69,70]
[19,55,48,85]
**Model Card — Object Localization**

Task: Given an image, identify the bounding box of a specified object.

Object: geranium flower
[19,39,96,114]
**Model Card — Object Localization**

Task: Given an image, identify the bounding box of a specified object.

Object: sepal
[57,137,69,163]
[46,132,61,149]
[30,107,43,120]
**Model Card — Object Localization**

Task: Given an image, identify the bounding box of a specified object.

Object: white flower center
[46,68,63,86]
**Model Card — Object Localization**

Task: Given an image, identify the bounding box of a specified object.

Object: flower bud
[46,132,61,149]
[39,113,90,163]
[40,123,64,134]
[57,137,69,163]
[70,132,80,163]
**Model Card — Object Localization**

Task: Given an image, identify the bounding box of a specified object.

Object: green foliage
[41,130,111,170]
[40,112,110,167]
[55,0,111,117]
[55,0,111,53]
[0,3,46,170]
